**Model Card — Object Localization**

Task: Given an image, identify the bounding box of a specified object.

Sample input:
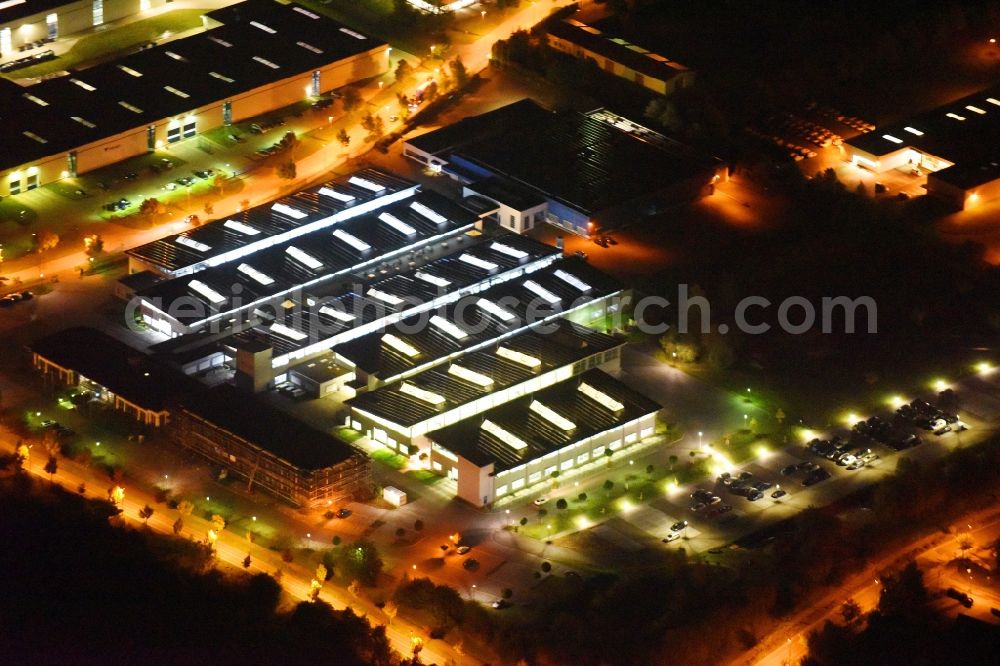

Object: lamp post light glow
[976,361,994,376]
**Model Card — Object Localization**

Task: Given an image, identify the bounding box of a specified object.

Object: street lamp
[698,431,703,449]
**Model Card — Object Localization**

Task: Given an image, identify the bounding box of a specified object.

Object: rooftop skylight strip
[966,105,987,115]
[176,235,211,252]
[367,288,404,306]
[578,382,625,412]
[459,253,498,271]
[903,126,923,136]
[333,229,371,252]
[272,202,307,219]
[318,187,355,202]
[348,175,384,192]
[554,269,591,292]
[296,41,323,54]
[250,20,276,34]
[430,315,468,340]
[271,322,307,341]
[379,212,416,235]
[384,333,419,357]
[490,242,528,259]
[209,71,235,82]
[252,56,279,69]
[482,419,527,450]
[448,364,494,388]
[399,382,446,406]
[496,346,540,368]
[285,245,322,270]
[523,280,561,304]
[223,220,260,236]
[339,27,366,40]
[70,78,96,91]
[882,134,903,144]
[319,306,355,322]
[164,86,190,98]
[477,298,516,322]
[410,201,448,224]
[529,400,576,431]
[415,271,450,288]
[237,263,275,286]
[189,279,226,305]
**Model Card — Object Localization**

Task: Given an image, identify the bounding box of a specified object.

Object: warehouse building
[0,0,388,195]
[29,326,200,426]
[0,0,168,61]
[426,369,660,506]
[345,320,624,454]
[845,85,1000,210]
[546,19,694,97]
[331,256,625,387]
[169,383,371,507]
[403,99,725,235]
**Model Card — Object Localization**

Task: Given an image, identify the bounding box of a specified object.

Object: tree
[35,230,60,252]
[605,447,614,467]
[556,498,568,510]
[840,598,862,624]
[243,554,252,569]
[540,561,551,573]
[449,57,468,88]
[139,504,155,525]
[342,87,362,113]
[669,455,678,470]
[646,464,655,475]
[878,561,929,618]
[336,128,351,149]
[139,198,164,219]
[414,519,424,531]
[395,527,406,539]
[332,535,341,546]
[395,58,412,83]
[577,493,587,502]
[519,517,528,527]
[337,540,383,587]
[603,479,614,493]
[277,161,297,180]
[383,600,398,624]
[501,588,513,599]
[43,455,57,483]
[211,514,226,533]
[172,517,184,535]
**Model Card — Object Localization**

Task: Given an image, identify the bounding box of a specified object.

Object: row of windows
[9,173,38,195]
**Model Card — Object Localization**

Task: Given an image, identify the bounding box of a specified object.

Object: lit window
[529,400,576,430]
[208,36,233,48]
[22,93,48,106]
[946,112,966,121]
[293,6,320,19]
[23,131,47,144]
[271,323,307,341]
[71,116,96,128]
[490,242,528,259]
[554,269,591,292]
[496,346,540,368]
[524,280,561,304]
[237,263,274,286]
[399,382,446,407]
[286,245,322,270]
[176,235,210,252]
[383,333,419,357]
[271,202,307,219]
[296,41,323,54]
[318,187,354,202]
[339,27,366,40]
[987,98,1000,107]
[430,315,468,340]
[410,201,447,224]
[482,419,527,450]
[348,175,383,192]
[333,229,371,252]
[165,51,188,62]
[189,279,225,305]
[223,220,260,236]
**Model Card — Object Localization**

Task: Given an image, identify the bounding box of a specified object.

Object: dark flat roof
[333,256,622,378]
[347,320,624,428]
[846,84,1000,167]
[547,19,690,83]
[29,327,201,411]
[427,368,661,471]
[466,175,546,210]
[0,0,386,172]
[409,99,717,216]
[176,383,357,470]
[930,159,1000,190]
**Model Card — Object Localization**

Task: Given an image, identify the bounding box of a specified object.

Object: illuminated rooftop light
[482,419,527,450]
[523,280,561,304]
[207,36,233,47]
[237,263,274,286]
[224,220,260,236]
[966,105,987,115]
[270,322,307,341]
[448,364,494,388]
[410,201,448,224]
[22,93,48,106]
[176,235,211,252]
[296,41,323,54]
[903,126,924,136]
[399,382,446,406]
[987,98,1000,107]
[292,6,320,18]
[271,202,307,219]
[383,333,419,358]
[459,253,498,271]
[71,78,96,91]
[489,242,528,259]
[430,315,468,340]
[348,175,384,192]
[23,131,46,144]
[285,245,322,270]
[209,71,235,83]
[554,269,592,292]
[882,134,903,144]
[71,116,96,128]
[367,288,404,306]
[378,212,416,235]
[319,306,355,323]
[165,51,187,62]
[164,86,190,99]
[529,400,576,431]
[946,112,966,121]
[252,56,280,69]
[249,20,276,34]
[477,298,516,322]
[339,27,366,40]
[333,229,371,252]
[496,346,541,369]
[578,382,624,412]
[318,187,355,202]
[976,361,995,376]
[118,101,143,114]
[117,65,143,77]
[189,279,226,305]
[415,271,450,287]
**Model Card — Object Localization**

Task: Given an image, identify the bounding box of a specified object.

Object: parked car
[771,489,787,499]
[336,508,351,519]
[780,464,799,476]
[533,496,549,506]
[946,587,973,608]
[803,468,831,486]
[670,520,688,532]
[456,545,471,555]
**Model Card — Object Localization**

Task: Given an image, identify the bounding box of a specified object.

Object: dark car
[946,587,973,608]
[738,471,754,481]
[803,469,831,486]
[753,481,773,491]
[746,490,764,501]
[336,508,351,519]
[780,464,799,476]
[771,489,788,499]
[462,558,479,571]
[312,97,334,110]
[670,520,688,532]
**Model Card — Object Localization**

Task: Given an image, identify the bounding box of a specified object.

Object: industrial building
[546,19,694,97]
[426,369,660,506]
[0,0,168,61]
[29,326,200,427]
[0,0,388,195]
[845,84,1000,210]
[168,383,371,507]
[345,320,624,454]
[403,99,724,235]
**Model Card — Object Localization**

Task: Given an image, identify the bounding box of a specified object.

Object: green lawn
[7,10,206,78]
[371,448,406,469]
